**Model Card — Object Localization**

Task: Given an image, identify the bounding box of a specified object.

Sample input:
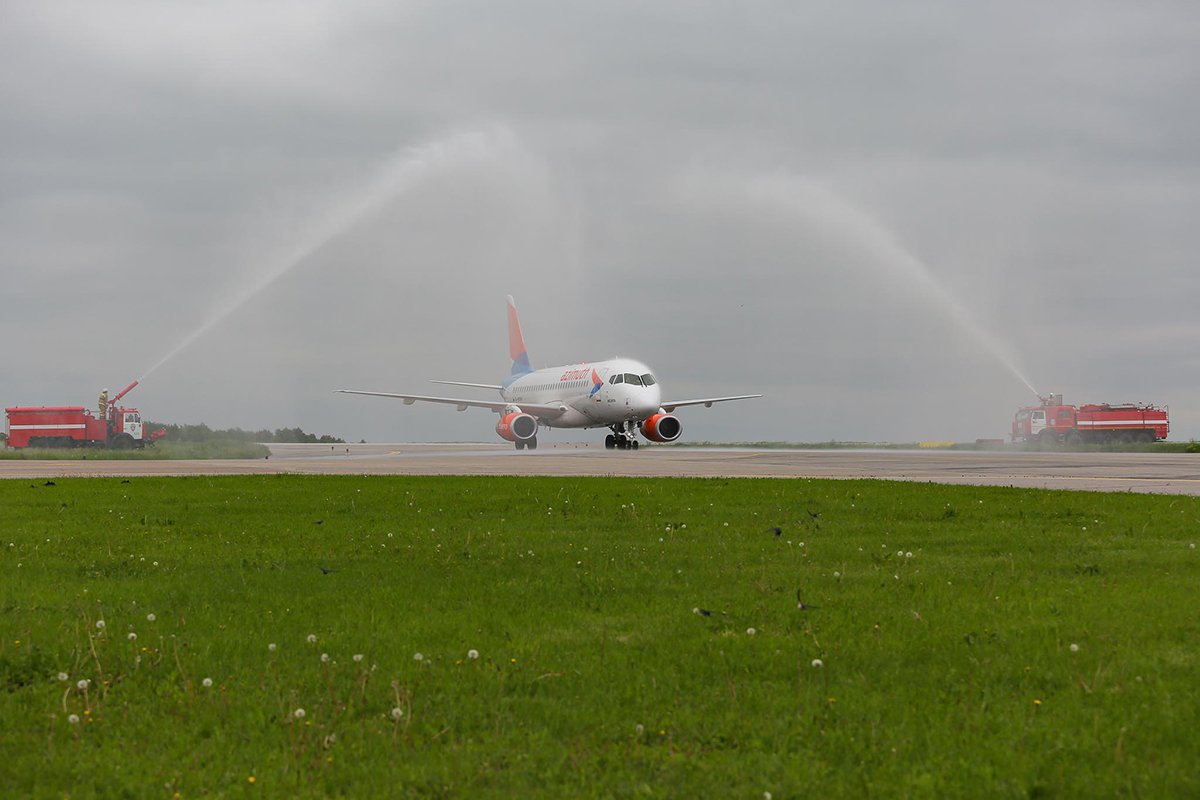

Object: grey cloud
[2,1,1197,443]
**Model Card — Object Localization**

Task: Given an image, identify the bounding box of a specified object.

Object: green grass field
[2,475,1198,798]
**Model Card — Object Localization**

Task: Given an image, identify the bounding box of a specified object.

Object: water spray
[137,125,517,383]
[746,175,1040,397]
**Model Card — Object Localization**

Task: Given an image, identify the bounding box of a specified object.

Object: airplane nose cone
[636,387,662,416]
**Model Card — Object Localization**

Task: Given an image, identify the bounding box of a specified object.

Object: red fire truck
[4,380,163,449]
[1012,394,1169,445]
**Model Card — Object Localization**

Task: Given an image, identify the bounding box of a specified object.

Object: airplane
[337,296,761,450]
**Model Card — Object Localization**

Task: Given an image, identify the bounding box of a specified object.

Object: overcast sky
[3,1,1198,443]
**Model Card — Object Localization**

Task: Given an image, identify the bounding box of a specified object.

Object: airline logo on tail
[507,295,532,379]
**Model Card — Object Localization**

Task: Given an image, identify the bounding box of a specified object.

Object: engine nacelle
[640,413,682,443]
[495,412,538,442]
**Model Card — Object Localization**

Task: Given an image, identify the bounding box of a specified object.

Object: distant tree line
[148,422,344,444]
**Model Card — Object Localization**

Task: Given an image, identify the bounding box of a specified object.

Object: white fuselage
[502,357,662,429]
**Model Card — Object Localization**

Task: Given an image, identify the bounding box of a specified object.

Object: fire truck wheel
[1038,430,1057,446]
[110,433,135,450]
[1115,432,1133,445]
[1063,430,1079,446]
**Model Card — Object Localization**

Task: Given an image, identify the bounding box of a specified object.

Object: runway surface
[2,443,1199,494]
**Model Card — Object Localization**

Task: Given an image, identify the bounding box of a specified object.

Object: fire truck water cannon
[5,378,162,450]
[1012,394,1168,445]
[113,380,139,404]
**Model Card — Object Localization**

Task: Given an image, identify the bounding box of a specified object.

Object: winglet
[507,295,532,378]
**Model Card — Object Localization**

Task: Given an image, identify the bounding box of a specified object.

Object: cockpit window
[610,374,623,384]
[640,373,656,386]
[623,373,643,386]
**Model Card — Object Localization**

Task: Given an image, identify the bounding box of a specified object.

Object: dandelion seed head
[57,672,69,681]
[353,653,364,663]
[413,652,424,662]
[293,708,306,719]
[468,649,479,660]
[390,707,404,720]
[68,714,80,724]
[635,723,645,735]
[95,620,106,630]
[905,552,913,559]
[127,632,137,641]
[746,627,756,636]
[320,653,330,663]
[268,643,277,652]
[811,659,824,668]
[306,634,317,644]
[201,677,213,688]
[146,613,156,622]
[1069,643,1079,653]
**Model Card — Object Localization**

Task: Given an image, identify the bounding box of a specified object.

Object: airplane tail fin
[506,295,532,378]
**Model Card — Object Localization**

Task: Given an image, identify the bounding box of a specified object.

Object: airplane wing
[660,394,763,412]
[336,389,568,418]
[430,380,504,390]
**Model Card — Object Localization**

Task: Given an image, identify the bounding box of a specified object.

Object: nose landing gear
[605,422,640,450]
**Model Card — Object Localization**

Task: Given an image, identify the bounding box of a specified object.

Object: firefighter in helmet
[99,389,109,418]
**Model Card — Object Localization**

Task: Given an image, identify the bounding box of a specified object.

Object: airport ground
[1,442,1198,494]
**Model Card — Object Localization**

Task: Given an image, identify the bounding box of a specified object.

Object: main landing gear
[605,422,639,450]
[515,437,538,450]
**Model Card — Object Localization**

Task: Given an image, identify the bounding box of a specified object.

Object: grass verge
[0,441,270,460]
[2,475,1198,797]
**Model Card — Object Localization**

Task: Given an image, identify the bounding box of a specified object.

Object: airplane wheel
[515,441,525,450]
[605,435,616,449]
[527,437,538,450]
[631,440,638,450]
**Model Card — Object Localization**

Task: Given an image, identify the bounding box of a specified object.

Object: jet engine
[640,413,682,443]
[496,411,538,442]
